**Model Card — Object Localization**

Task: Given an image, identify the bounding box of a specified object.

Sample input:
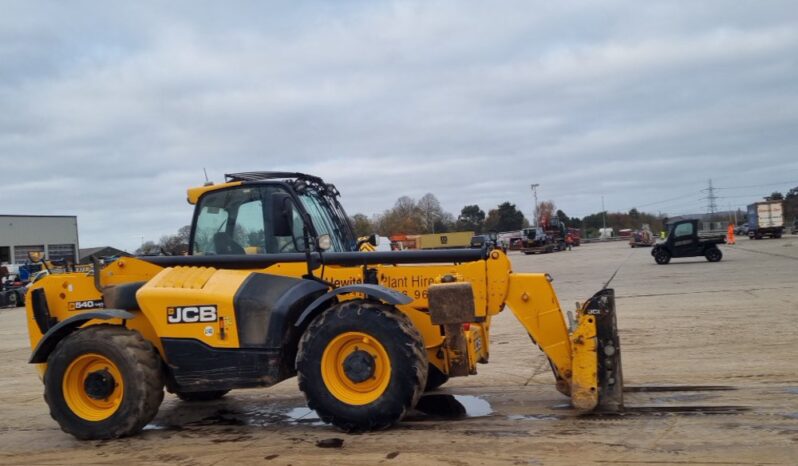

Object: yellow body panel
[135,268,251,350]
[26,274,105,351]
[186,181,242,205]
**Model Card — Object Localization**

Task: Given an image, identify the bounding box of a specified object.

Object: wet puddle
[412,394,493,419]
[785,387,798,395]
[146,394,493,431]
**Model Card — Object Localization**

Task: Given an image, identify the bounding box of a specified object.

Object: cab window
[192,186,304,255]
[298,193,347,252]
[674,222,694,238]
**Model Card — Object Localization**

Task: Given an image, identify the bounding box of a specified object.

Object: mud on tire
[296,300,427,432]
[44,325,164,440]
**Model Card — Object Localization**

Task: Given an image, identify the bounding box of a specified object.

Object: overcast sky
[2,1,797,251]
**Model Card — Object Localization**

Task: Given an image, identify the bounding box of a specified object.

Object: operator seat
[213,232,246,255]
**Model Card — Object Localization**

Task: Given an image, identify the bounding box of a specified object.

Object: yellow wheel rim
[62,353,124,421]
[321,331,391,405]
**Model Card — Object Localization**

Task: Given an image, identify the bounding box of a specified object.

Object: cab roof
[186,171,338,205]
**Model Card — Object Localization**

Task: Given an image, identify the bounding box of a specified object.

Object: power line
[705,179,718,218]
[713,180,798,191]
[632,191,703,209]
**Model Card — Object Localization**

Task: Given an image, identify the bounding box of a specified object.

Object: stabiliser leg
[506,275,623,412]
[586,288,624,411]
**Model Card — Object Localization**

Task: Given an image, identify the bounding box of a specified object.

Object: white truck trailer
[747,200,784,239]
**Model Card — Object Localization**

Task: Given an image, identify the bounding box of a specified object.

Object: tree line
[351,193,530,237]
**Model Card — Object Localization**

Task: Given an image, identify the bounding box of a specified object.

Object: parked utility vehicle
[651,219,725,264]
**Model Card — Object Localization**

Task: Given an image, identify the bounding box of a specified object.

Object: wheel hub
[342,349,376,383]
[84,369,116,400]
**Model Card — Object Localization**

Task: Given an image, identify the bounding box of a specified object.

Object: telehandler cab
[25,172,623,439]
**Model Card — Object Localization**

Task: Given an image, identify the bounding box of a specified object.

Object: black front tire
[44,325,164,440]
[654,249,671,265]
[296,300,427,432]
[425,365,449,391]
[705,247,722,262]
[176,390,230,402]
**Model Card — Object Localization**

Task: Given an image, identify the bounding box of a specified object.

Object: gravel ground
[1,236,796,465]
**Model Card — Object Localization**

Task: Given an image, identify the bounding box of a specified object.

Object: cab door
[670,221,698,257]
[190,185,307,256]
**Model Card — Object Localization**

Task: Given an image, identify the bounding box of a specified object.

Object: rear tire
[705,247,722,262]
[653,249,671,265]
[44,325,164,440]
[425,365,449,391]
[176,390,229,402]
[296,300,427,432]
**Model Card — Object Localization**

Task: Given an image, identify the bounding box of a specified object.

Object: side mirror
[271,193,294,237]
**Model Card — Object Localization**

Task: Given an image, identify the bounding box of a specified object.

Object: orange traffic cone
[727,224,736,245]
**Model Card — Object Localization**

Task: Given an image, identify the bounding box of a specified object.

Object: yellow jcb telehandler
[25,172,622,439]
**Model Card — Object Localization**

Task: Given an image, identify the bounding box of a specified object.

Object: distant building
[0,215,79,264]
[78,246,132,265]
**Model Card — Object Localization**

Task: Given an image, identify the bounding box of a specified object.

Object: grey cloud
[1,1,797,250]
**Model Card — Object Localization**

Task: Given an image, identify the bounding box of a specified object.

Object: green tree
[137,224,192,255]
[418,193,445,233]
[484,202,526,232]
[456,205,485,233]
[350,214,373,237]
[135,241,160,255]
[783,186,798,223]
[373,196,425,236]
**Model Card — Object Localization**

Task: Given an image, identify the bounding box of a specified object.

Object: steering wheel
[277,240,295,253]
[213,232,245,255]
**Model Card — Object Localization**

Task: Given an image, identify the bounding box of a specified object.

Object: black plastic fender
[29,310,135,364]
[295,284,413,328]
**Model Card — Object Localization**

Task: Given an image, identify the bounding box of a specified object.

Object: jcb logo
[167,305,218,324]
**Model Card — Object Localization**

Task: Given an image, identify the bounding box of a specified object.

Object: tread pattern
[296,300,427,431]
[425,364,450,391]
[44,325,164,440]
